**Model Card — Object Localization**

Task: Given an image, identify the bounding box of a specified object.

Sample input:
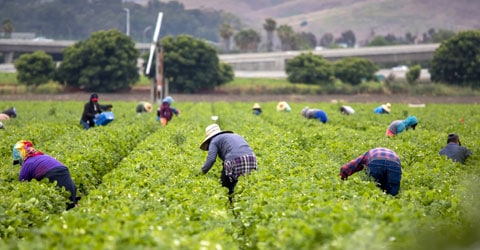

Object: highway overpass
[0,39,439,71]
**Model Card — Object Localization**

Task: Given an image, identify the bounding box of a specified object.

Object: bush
[406,65,421,85]
[333,57,378,85]
[430,30,480,88]
[56,29,139,92]
[14,51,55,89]
[285,52,333,85]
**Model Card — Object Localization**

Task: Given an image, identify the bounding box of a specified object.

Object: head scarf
[13,140,43,165]
[162,96,174,105]
[404,116,418,130]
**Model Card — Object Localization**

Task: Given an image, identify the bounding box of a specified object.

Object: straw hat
[253,103,261,109]
[276,101,291,112]
[381,103,391,113]
[143,102,153,112]
[200,124,233,151]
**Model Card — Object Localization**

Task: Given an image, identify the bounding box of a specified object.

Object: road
[0,63,430,80]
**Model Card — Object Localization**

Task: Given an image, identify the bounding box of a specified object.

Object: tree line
[1,0,458,54]
[13,29,480,93]
[0,0,240,42]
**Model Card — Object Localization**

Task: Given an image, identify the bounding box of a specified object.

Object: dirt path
[2,91,479,104]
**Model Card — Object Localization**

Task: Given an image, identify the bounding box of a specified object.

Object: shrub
[285,52,333,85]
[406,65,421,85]
[14,51,55,89]
[333,57,378,85]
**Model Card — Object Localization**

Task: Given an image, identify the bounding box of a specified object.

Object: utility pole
[123,8,130,36]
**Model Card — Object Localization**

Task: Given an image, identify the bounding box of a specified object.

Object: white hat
[200,124,233,151]
[381,103,391,113]
[253,103,261,109]
[276,101,291,112]
[143,102,153,112]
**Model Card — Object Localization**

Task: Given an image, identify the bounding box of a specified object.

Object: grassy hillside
[155,0,479,42]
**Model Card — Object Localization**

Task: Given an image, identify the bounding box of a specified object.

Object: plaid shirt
[340,148,400,179]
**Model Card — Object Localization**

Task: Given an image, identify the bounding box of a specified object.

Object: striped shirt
[340,148,401,179]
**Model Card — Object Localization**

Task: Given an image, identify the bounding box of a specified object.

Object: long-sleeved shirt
[81,101,101,123]
[340,148,401,179]
[305,109,328,123]
[202,133,255,174]
[439,143,472,164]
[387,120,404,134]
[19,154,66,181]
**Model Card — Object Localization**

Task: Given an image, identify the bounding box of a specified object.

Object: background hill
[152,0,479,43]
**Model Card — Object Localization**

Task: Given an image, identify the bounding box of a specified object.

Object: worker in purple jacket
[13,140,78,210]
[340,147,402,196]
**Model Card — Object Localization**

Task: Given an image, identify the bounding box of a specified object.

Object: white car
[391,65,409,71]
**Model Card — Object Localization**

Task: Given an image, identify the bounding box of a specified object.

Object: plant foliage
[14,51,55,88]
[430,30,480,88]
[55,30,139,92]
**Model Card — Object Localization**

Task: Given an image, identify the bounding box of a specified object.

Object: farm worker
[199,124,258,195]
[276,101,291,112]
[13,140,78,210]
[340,147,402,196]
[136,101,153,115]
[340,105,355,115]
[157,96,180,126]
[301,107,328,123]
[80,93,102,130]
[374,103,391,114]
[386,115,418,137]
[439,133,472,164]
[252,103,262,115]
[0,107,17,120]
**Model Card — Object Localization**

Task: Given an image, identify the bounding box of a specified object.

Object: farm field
[0,100,479,249]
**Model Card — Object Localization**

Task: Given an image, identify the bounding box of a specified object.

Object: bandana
[13,140,43,165]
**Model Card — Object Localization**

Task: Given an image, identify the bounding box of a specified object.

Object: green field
[0,100,479,249]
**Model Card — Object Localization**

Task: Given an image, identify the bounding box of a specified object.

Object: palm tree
[234,29,261,53]
[2,19,14,39]
[263,18,276,52]
[219,23,234,53]
[277,24,296,51]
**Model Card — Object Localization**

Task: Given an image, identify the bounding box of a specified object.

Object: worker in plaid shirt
[340,148,402,196]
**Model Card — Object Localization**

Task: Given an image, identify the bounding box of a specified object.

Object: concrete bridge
[219,44,439,71]
[0,39,438,71]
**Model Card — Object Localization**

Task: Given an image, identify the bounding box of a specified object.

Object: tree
[234,29,261,53]
[319,33,334,47]
[431,29,456,43]
[367,36,390,46]
[14,51,55,89]
[430,30,480,88]
[160,34,233,93]
[2,19,14,38]
[299,32,316,49]
[405,32,416,44]
[340,30,356,47]
[285,52,333,84]
[219,23,234,53]
[333,57,378,85]
[277,24,298,51]
[263,18,276,52]
[406,65,421,85]
[56,29,139,92]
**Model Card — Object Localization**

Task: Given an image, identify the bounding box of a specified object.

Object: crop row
[0,100,479,249]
